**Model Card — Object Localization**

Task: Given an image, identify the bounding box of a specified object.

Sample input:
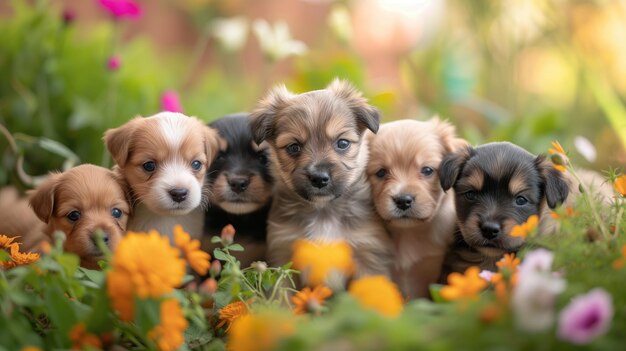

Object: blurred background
[1,0,625,187]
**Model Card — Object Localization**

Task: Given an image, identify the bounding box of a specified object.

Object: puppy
[0,164,131,269]
[438,142,570,277]
[203,113,273,268]
[367,118,467,299]
[250,79,393,280]
[104,112,220,240]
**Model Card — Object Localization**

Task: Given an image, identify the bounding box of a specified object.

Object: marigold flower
[614,175,626,197]
[348,275,404,318]
[291,239,354,287]
[292,286,332,315]
[557,288,614,345]
[0,234,18,249]
[440,266,488,301]
[510,215,539,238]
[227,312,295,351]
[69,323,102,350]
[161,90,183,113]
[148,299,188,351]
[1,238,40,269]
[217,301,249,330]
[173,225,210,275]
[98,0,142,19]
[496,253,520,272]
[548,141,569,173]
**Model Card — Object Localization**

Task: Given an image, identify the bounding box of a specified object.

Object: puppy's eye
[463,191,477,201]
[258,152,269,165]
[143,161,156,172]
[515,196,528,206]
[375,168,387,178]
[286,143,302,156]
[336,139,351,151]
[111,208,123,219]
[421,167,434,176]
[67,210,81,222]
[191,160,202,171]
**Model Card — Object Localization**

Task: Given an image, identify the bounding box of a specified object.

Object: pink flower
[62,9,76,24]
[479,270,495,282]
[557,288,614,345]
[161,90,183,113]
[98,0,142,20]
[518,248,554,278]
[107,56,121,71]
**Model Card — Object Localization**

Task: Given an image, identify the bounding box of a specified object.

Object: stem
[569,168,611,240]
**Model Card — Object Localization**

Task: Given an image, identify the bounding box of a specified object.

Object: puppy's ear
[535,155,570,208]
[327,79,380,134]
[432,117,468,153]
[439,146,474,191]
[104,117,141,168]
[203,125,225,163]
[28,172,62,224]
[250,85,293,145]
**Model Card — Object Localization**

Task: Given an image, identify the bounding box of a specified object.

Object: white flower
[512,269,566,332]
[328,4,352,43]
[211,16,249,53]
[518,248,554,278]
[252,19,308,62]
[574,136,597,162]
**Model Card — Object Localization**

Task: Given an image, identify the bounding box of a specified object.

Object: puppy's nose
[91,231,110,247]
[480,221,501,240]
[393,194,414,211]
[228,176,250,193]
[169,188,188,202]
[308,171,330,189]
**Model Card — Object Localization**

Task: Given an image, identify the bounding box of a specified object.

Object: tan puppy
[367,118,467,299]
[250,79,393,280]
[0,164,131,269]
[104,112,221,240]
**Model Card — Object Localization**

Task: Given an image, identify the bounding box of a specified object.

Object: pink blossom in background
[161,90,183,113]
[557,288,614,345]
[98,0,142,20]
[107,56,121,71]
[62,9,75,24]
[479,270,495,282]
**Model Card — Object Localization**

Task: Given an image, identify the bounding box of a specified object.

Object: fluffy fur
[367,118,467,298]
[250,79,393,279]
[0,164,131,269]
[104,112,221,239]
[203,113,273,268]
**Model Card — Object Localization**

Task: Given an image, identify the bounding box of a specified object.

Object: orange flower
[614,175,626,197]
[440,266,488,301]
[148,299,188,351]
[291,286,332,315]
[0,234,18,249]
[612,245,626,269]
[291,239,354,287]
[496,253,520,273]
[1,238,39,269]
[510,215,539,238]
[227,312,295,351]
[348,275,404,318]
[69,323,102,350]
[173,225,211,275]
[548,141,569,173]
[217,301,249,330]
[20,347,43,351]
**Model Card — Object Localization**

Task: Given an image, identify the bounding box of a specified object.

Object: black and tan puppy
[438,142,570,276]
[250,79,393,280]
[202,113,273,268]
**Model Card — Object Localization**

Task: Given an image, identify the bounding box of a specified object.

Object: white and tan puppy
[104,112,220,239]
[367,118,467,299]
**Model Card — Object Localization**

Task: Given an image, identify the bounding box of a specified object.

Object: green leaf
[210,236,222,244]
[227,243,244,252]
[185,321,213,349]
[44,285,78,346]
[134,298,162,335]
[429,284,446,303]
[213,249,229,261]
[85,286,114,334]
[79,267,105,285]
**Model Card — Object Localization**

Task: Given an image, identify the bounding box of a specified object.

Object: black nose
[228,176,250,193]
[393,195,414,211]
[480,221,501,240]
[169,188,188,202]
[92,231,110,247]
[308,171,330,189]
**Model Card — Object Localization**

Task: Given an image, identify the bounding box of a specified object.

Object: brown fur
[367,118,467,298]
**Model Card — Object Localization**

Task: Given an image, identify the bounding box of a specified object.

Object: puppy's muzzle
[308,170,331,189]
[480,220,502,240]
[392,194,415,211]
[169,188,189,203]
[228,175,250,193]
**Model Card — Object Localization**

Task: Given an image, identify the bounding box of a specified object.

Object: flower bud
[250,261,267,273]
[220,224,236,245]
[200,278,218,295]
[210,260,222,277]
[550,152,567,166]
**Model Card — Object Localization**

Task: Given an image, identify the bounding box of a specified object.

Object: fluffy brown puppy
[0,164,131,269]
[250,79,393,280]
[367,118,467,298]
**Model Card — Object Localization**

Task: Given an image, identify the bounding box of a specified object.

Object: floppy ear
[327,78,380,134]
[535,155,570,208]
[203,125,225,164]
[104,117,142,168]
[432,117,468,153]
[28,172,63,224]
[250,84,293,145]
[439,146,474,191]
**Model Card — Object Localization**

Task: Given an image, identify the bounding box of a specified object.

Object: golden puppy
[367,118,467,299]
[0,164,131,269]
[250,79,393,280]
[104,112,221,240]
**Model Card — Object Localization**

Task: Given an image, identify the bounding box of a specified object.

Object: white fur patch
[156,112,190,150]
[218,202,261,214]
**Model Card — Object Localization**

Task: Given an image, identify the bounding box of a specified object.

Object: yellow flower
[217,300,249,330]
[291,239,354,287]
[69,322,102,350]
[173,225,210,275]
[227,312,295,351]
[510,215,539,238]
[614,175,626,197]
[348,275,404,318]
[440,266,488,301]
[291,286,332,315]
[612,245,626,269]
[496,253,520,273]
[148,299,188,351]
[548,141,569,173]
[0,234,18,249]
[1,239,39,269]
[107,231,186,321]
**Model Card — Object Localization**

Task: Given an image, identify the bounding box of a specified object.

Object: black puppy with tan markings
[438,142,570,277]
[250,79,393,280]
